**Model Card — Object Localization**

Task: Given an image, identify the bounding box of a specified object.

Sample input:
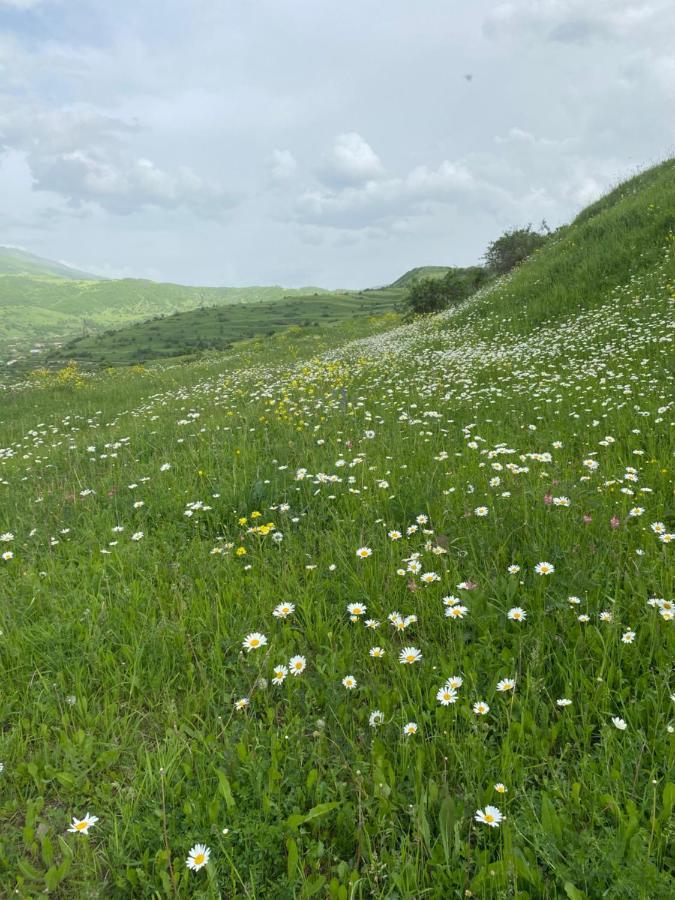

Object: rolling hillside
[0,273,329,355]
[0,247,101,280]
[40,272,493,369]
[0,243,460,367]
[0,160,672,898]
[0,249,442,364]
[42,287,405,367]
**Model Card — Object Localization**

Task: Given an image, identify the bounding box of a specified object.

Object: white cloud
[494,127,567,149]
[0,103,237,215]
[484,1,667,43]
[268,149,298,181]
[294,125,637,236]
[38,150,229,215]
[318,132,385,187]
[299,135,499,229]
[297,156,504,229]
[406,160,476,195]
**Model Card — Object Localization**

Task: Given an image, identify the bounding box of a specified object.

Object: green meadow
[41,287,406,368]
[0,160,673,898]
[0,259,327,354]
[0,249,458,368]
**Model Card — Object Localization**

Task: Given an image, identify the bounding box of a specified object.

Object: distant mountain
[0,246,102,280]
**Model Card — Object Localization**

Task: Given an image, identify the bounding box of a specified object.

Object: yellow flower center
[75,821,88,831]
[194,853,205,865]
[485,814,494,823]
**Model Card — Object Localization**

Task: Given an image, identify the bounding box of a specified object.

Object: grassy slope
[45,287,406,367]
[43,272,481,369]
[0,277,329,352]
[472,157,675,334]
[0,162,673,898]
[389,265,452,287]
[0,247,100,280]
[0,256,447,362]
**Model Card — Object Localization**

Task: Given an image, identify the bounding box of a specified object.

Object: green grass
[36,270,481,370]
[449,157,675,339]
[0,161,673,898]
[0,255,449,367]
[389,266,453,287]
[42,288,405,368]
[0,276,330,356]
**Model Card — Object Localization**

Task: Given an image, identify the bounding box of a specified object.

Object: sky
[0,0,673,288]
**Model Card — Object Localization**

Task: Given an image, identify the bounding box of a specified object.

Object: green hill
[0,160,672,898]
[40,271,485,369]
[389,265,453,287]
[0,249,457,364]
[461,157,675,336]
[0,246,100,280]
[0,275,331,355]
[42,287,405,367]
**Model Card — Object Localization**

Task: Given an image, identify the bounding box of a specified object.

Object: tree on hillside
[483,224,549,276]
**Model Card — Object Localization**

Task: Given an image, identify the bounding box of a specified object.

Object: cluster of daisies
[229,534,671,744]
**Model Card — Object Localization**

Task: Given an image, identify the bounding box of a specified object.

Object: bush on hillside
[405,267,489,318]
[404,277,450,317]
[483,224,549,276]
[443,266,490,303]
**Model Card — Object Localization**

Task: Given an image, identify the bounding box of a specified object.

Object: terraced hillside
[0,160,673,898]
[0,277,331,353]
[43,286,405,367]
[43,272,500,370]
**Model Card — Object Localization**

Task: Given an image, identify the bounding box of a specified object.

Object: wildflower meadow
[0,163,673,897]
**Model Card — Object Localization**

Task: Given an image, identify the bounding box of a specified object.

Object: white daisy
[475,805,503,827]
[186,843,211,871]
[68,813,98,835]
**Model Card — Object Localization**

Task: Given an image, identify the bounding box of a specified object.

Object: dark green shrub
[483,224,549,275]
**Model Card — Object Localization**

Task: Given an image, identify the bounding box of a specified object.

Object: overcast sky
[1,0,673,288]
